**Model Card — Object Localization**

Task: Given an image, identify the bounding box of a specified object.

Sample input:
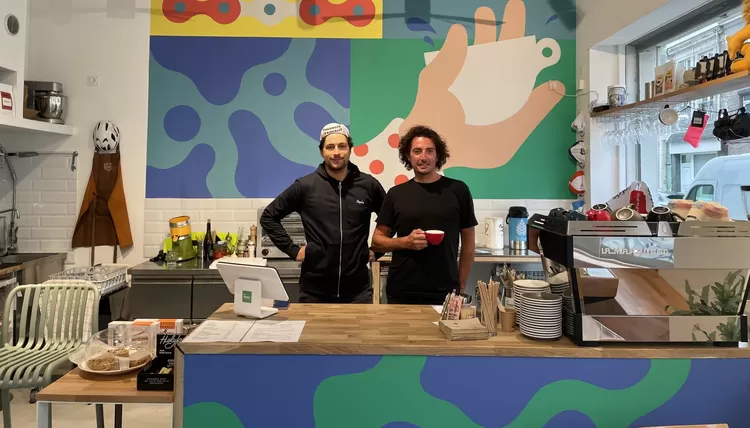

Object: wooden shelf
[0,115,75,136]
[591,70,750,118]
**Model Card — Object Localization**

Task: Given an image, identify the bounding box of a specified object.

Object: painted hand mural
[402,2,565,169]
[146,0,576,199]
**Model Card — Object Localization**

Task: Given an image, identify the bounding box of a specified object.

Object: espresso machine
[529,214,750,346]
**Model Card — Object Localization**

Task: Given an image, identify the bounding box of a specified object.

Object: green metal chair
[0,281,100,428]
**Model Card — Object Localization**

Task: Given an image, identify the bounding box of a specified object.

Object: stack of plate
[548,272,570,294]
[562,290,576,336]
[513,280,551,317]
[518,292,562,339]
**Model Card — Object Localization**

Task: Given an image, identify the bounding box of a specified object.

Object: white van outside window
[686,184,715,202]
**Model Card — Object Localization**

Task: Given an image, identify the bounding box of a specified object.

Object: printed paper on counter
[242,320,306,343]
[182,320,256,343]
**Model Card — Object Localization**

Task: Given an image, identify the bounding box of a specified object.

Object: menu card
[242,321,306,343]
[182,320,306,343]
[182,320,255,343]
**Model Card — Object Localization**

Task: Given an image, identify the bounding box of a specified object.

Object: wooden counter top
[37,368,173,404]
[0,264,23,276]
[177,304,750,359]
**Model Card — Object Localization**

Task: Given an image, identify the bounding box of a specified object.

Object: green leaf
[694,304,719,315]
[692,332,698,341]
[708,332,717,342]
[711,284,722,296]
[685,279,692,296]
[700,285,710,305]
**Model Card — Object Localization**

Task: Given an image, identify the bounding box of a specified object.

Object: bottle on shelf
[204,219,213,261]
[248,225,257,258]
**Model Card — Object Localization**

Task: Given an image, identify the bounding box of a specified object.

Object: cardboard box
[131,318,184,334]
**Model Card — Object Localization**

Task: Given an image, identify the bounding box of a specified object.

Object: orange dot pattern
[388,133,400,148]
[369,160,385,175]
[353,144,369,157]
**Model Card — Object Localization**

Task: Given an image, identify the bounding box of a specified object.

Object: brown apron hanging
[72,152,133,253]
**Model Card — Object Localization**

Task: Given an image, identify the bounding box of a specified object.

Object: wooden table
[173,304,750,428]
[36,369,173,428]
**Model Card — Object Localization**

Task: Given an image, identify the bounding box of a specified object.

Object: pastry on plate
[129,353,152,368]
[86,355,119,371]
[107,347,130,357]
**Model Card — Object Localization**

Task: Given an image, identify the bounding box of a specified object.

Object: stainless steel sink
[0,253,67,284]
[0,253,62,265]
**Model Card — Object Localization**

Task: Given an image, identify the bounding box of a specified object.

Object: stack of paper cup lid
[562,290,576,337]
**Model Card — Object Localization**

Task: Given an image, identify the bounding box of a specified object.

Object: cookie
[129,354,152,368]
[107,347,130,358]
[86,355,119,371]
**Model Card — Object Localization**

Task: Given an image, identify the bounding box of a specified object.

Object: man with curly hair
[371,125,477,304]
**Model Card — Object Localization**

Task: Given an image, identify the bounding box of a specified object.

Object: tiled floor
[1,389,172,428]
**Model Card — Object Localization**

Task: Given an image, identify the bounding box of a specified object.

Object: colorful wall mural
[147,0,577,199]
[182,354,750,427]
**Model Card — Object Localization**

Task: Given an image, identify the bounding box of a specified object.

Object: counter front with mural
[176,304,750,428]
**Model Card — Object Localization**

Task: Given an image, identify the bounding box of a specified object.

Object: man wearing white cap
[260,123,387,303]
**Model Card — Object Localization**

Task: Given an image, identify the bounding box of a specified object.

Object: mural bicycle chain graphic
[161,0,376,27]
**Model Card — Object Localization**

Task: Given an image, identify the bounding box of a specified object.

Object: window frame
[627,7,744,201]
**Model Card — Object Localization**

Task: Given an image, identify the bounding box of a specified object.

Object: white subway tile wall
[0,154,574,265]
[142,198,574,259]
[0,156,77,266]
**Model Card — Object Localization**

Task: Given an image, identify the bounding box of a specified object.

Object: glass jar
[82,326,154,373]
[213,241,228,259]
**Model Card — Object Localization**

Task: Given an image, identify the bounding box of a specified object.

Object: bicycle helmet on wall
[93,120,120,153]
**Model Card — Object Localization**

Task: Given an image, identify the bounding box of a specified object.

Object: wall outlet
[87,76,100,86]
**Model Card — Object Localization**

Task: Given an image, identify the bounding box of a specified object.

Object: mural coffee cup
[424,36,561,126]
[425,230,445,245]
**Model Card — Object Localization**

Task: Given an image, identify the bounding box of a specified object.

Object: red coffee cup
[425,230,445,245]
[586,204,612,221]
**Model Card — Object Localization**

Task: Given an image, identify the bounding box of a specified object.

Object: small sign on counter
[137,333,186,391]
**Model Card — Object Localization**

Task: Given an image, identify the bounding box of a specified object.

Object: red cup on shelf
[425,230,445,245]
[586,204,612,221]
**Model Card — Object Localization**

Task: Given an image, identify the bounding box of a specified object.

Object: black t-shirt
[376,176,478,300]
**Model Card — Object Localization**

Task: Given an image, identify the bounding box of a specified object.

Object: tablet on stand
[216,260,290,319]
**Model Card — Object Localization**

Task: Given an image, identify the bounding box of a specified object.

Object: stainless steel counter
[375,247,541,264]
[371,247,542,304]
[128,248,542,312]
[128,258,301,320]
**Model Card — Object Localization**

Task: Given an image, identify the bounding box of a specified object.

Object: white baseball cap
[320,123,350,140]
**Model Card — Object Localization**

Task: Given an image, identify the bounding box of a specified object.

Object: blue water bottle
[506,206,529,250]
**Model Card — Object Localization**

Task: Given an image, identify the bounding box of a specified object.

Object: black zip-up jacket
[260,163,386,300]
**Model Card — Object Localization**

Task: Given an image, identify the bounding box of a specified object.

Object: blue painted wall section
[181,353,750,427]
